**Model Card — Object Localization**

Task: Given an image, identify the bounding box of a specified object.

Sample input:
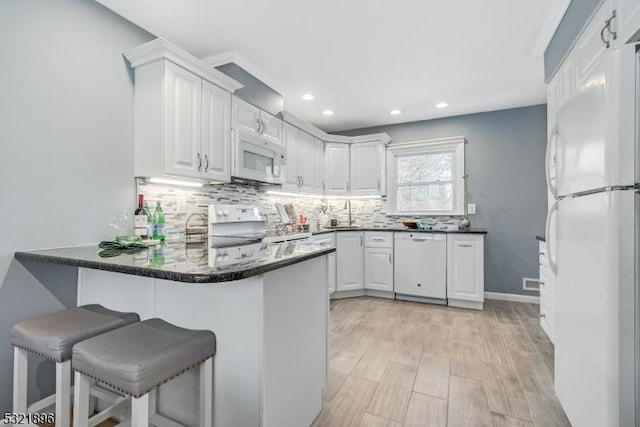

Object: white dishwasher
[394,232,447,304]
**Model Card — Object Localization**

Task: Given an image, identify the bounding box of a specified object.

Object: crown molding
[532,0,572,56]
[280,111,329,140]
[387,136,465,152]
[123,38,243,93]
[351,133,392,145]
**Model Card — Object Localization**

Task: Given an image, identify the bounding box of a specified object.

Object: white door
[350,141,382,195]
[324,143,350,195]
[260,111,283,145]
[336,232,364,291]
[327,252,336,294]
[364,248,393,292]
[313,138,324,194]
[163,62,202,179]
[555,189,635,427]
[282,123,300,191]
[556,46,635,197]
[232,96,260,135]
[201,81,231,182]
[298,131,315,193]
[446,234,483,303]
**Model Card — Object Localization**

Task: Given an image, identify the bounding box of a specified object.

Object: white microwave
[232,129,286,184]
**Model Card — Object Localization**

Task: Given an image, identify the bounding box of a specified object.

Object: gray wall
[544,0,603,81]
[338,105,548,296]
[0,0,153,412]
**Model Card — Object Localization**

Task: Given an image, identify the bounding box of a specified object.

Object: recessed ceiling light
[390,109,402,115]
[435,102,448,109]
[323,110,334,116]
[302,94,314,101]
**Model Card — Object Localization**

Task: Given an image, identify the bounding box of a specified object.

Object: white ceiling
[96,0,554,132]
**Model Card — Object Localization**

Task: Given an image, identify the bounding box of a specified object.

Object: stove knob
[216,210,224,217]
[223,210,230,216]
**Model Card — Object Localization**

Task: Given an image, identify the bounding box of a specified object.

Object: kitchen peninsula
[15,241,334,427]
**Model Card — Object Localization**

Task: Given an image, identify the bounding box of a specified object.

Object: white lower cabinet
[336,232,364,291]
[327,252,336,294]
[446,234,485,310]
[364,248,393,292]
[539,240,555,342]
[364,232,394,293]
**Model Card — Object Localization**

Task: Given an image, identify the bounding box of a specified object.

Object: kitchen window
[386,136,465,215]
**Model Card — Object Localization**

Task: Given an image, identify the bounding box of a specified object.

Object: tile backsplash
[137,180,464,242]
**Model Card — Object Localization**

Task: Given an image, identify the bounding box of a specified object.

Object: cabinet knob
[204,154,209,173]
[197,153,202,171]
[417,283,422,287]
[539,281,545,286]
[388,253,392,264]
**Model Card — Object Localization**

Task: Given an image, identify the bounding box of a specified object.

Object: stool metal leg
[131,394,149,427]
[13,348,28,417]
[199,358,213,427]
[55,360,71,427]
[73,372,91,427]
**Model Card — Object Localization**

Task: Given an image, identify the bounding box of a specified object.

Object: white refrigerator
[548,43,638,427]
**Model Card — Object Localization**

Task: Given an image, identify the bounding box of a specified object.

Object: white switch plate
[468,203,476,215]
[177,196,187,213]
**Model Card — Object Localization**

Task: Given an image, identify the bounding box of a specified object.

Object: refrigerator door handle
[546,200,558,275]
[546,125,559,199]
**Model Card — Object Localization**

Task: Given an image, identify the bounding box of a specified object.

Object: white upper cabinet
[260,110,283,145]
[163,62,203,179]
[232,96,283,145]
[313,138,325,194]
[298,131,315,193]
[283,123,300,191]
[124,38,241,183]
[612,0,640,47]
[350,140,385,196]
[232,96,261,135]
[201,81,232,182]
[324,143,350,195]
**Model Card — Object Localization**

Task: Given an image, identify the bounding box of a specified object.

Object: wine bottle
[153,202,166,242]
[134,194,149,239]
[143,200,153,238]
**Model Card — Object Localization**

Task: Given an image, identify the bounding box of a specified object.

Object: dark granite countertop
[536,235,546,242]
[15,241,335,284]
[312,227,487,235]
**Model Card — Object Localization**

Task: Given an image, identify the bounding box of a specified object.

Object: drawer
[365,232,393,248]
[308,233,336,246]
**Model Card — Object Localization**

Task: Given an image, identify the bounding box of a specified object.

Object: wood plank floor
[312,297,571,427]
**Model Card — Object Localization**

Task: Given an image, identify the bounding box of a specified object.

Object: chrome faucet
[343,199,354,226]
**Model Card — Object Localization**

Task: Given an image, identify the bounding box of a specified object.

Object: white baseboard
[484,292,540,304]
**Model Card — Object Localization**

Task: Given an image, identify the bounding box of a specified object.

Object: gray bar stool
[11,304,140,427]
[72,318,216,427]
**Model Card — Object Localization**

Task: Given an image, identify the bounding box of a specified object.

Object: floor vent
[522,277,540,292]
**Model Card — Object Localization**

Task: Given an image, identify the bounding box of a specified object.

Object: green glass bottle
[143,201,153,239]
[153,202,166,242]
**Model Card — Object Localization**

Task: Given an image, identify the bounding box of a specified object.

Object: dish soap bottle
[153,202,166,242]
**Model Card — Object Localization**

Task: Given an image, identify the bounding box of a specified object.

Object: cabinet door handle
[539,281,545,286]
[322,181,326,192]
[360,236,363,246]
[388,253,392,264]
[204,154,209,173]
[377,180,380,191]
[372,238,385,241]
[605,10,617,41]
[197,153,202,171]
[346,182,350,192]
[600,25,611,48]
[458,244,473,248]
[538,251,545,255]
[256,119,262,134]
[539,313,546,318]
